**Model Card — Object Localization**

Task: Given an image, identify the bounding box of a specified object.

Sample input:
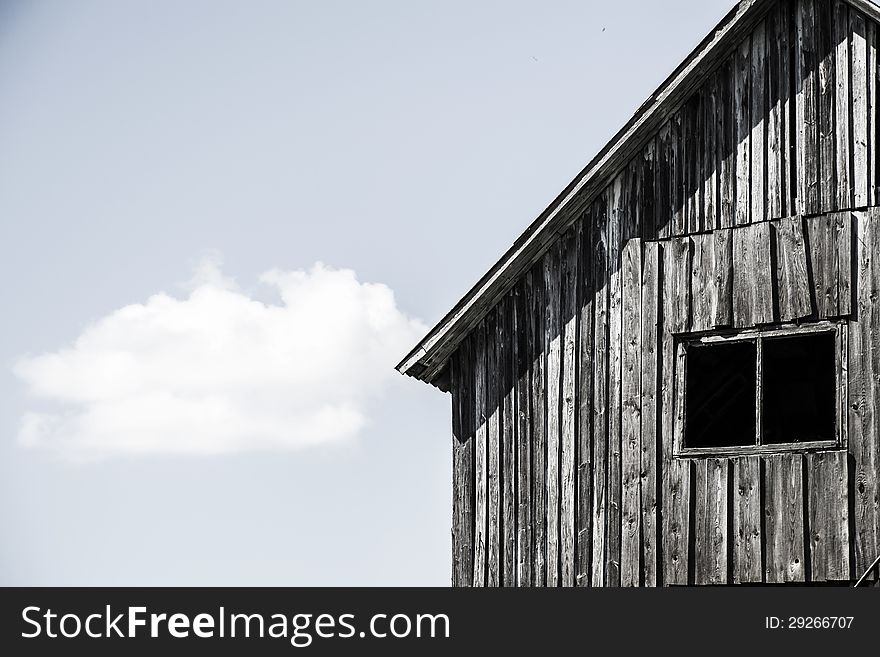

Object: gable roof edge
[397,0,880,387]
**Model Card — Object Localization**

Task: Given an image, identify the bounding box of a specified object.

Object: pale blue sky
[0,0,735,585]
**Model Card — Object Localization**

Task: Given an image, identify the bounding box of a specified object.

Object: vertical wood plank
[690,233,718,333]
[514,282,533,587]
[835,0,852,209]
[661,242,690,586]
[733,225,756,327]
[720,58,737,229]
[764,454,806,583]
[543,245,561,587]
[640,241,660,588]
[575,217,593,586]
[733,223,773,327]
[671,111,685,236]
[451,343,475,587]
[753,221,774,324]
[591,197,609,588]
[836,210,852,316]
[685,94,703,234]
[664,237,692,334]
[732,456,763,584]
[472,321,488,586]
[621,238,642,587]
[606,175,624,587]
[868,21,877,206]
[501,297,517,586]
[713,228,734,327]
[528,265,547,586]
[705,72,719,230]
[694,458,729,585]
[560,229,577,587]
[751,20,767,223]
[487,308,501,586]
[773,216,813,321]
[640,141,657,241]
[797,0,819,214]
[735,36,752,225]
[767,5,786,219]
[656,127,672,240]
[818,0,836,211]
[849,208,880,578]
[807,450,851,582]
[852,9,869,206]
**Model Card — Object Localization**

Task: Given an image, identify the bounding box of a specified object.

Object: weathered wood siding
[448,0,880,586]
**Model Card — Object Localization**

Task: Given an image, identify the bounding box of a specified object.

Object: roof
[397,0,880,389]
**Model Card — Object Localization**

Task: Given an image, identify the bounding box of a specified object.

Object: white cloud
[13,258,426,458]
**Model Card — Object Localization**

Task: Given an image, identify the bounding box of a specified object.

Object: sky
[0,0,738,585]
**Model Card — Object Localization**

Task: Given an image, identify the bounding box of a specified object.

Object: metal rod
[854,554,880,587]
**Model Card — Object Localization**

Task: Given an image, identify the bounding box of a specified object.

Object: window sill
[675,441,842,459]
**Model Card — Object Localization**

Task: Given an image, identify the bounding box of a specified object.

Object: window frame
[674,321,847,459]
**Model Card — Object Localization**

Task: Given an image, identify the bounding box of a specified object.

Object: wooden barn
[398,0,880,586]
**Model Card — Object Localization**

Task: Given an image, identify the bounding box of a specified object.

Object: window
[676,323,844,456]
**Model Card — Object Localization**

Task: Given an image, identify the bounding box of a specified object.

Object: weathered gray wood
[664,237,691,334]
[720,58,737,229]
[767,4,786,219]
[451,343,475,587]
[640,140,657,241]
[606,175,624,587]
[818,0,836,211]
[575,216,593,586]
[543,245,561,587]
[733,225,755,327]
[807,450,851,582]
[656,124,672,240]
[849,208,880,578]
[754,221,774,325]
[621,238,642,587]
[806,212,853,318]
[773,216,813,321]
[514,283,533,587]
[640,241,660,588]
[591,197,609,588]
[501,296,516,586]
[751,19,767,223]
[764,453,806,583]
[661,243,690,586]
[836,0,853,209]
[704,71,719,231]
[690,233,718,332]
[852,9,869,207]
[835,211,853,316]
[732,456,763,584]
[733,222,773,327]
[735,36,752,225]
[869,20,877,206]
[798,0,819,214]
[777,0,798,216]
[694,458,729,585]
[560,229,577,587]
[527,266,547,586]
[713,228,734,326]
[487,308,501,586]
[670,111,684,237]
[472,321,488,587]
[662,458,691,586]
[685,94,703,234]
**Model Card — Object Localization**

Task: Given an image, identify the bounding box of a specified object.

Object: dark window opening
[681,327,839,454]
[685,341,757,448]
[762,333,836,444]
